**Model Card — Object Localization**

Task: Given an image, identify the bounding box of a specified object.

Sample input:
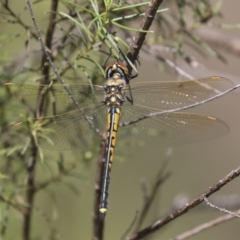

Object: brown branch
[135,150,171,231]
[41,0,59,73]
[127,0,164,70]
[0,0,38,40]
[26,0,101,134]
[92,139,106,240]
[170,209,240,240]
[141,44,195,79]
[207,194,240,209]
[125,166,240,240]
[23,1,59,240]
[37,0,59,117]
[35,163,78,192]
[92,1,165,236]
[203,196,240,217]
[93,2,167,237]
[23,137,38,240]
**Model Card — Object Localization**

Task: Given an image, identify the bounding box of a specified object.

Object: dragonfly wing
[127,77,233,111]
[119,104,229,147]
[0,83,104,116]
[2,103,107,150]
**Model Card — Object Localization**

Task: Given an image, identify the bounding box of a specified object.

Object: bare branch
[23,139,38,240]
[170,209,240,240]
[0,0,38,40]
[204,197,240,218]
[127,0,164,70]
[125,166,240,240]
[135,148,172,231]
[23,1,59,240]
[92,139,106,240]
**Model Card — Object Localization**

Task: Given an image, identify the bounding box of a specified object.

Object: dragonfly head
[105,62,129,80]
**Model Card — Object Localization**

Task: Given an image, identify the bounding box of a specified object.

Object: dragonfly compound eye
[105,62,128,79]
[116,62,129,76]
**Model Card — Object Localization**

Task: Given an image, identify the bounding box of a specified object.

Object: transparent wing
[2,103,107,150]
[3,102,229,150]
[0,83,105,116]
[1,76,233,116]
[1,76,231,151]
[127,77,233,110]
[119,105,229,147]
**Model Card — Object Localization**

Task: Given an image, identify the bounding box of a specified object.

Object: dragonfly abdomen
[99,106,121,214]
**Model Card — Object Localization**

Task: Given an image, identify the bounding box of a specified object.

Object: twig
[204,197,240,218]
[23,1,59,240]
[135,148,171,231]
[35,163,78,192]
[40,0,59,79]
[36,0,59,117]
[142,44,195,79]
[93,1,166,238]
[127,0,164,71]
[120,81,240,127]
[23,136,38,240]
[121,212,139,240]
[207,194,240,209]
[125,166,240,240]
[0,0,38,40]
[169,209,240,240]
[26,0,102,136]
[92,139,106,240]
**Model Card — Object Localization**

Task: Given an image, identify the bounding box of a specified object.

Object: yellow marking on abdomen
[99,107,121,213]
[106,109,121,164]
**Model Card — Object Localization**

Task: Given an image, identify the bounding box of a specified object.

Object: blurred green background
[1,0,240,240]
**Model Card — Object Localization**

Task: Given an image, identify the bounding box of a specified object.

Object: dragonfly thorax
[104,77,126,107]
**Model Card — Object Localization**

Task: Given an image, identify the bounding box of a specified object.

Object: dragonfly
[1,62,233,216]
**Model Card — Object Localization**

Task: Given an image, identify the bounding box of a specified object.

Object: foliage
[0,0,239,240]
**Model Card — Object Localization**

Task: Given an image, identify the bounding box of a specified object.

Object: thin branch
[207,194,240,209]
[37,0,59,117]
[169,193,240,212]
[142,44,195,79]
[125,166,240,240]
[127,0,164,70]
[204,197,240,218]
[35,163,78,192]
[120,82,240,127]
[40,0,59,78]
[169,209,240,240]
[25,3,105,240]
[26,0,102,136]
[23,1,59,240]
[93,1,165,235]
[135,148,171,231]
[23,138,38,240]
[92,139,106,240]
[0,0,38,40]
[120,212,139,240]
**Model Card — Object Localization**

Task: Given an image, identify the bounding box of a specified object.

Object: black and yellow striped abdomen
[99,107,121,214]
